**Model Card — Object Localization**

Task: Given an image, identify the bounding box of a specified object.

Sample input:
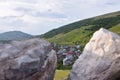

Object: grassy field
[54,70,70,80]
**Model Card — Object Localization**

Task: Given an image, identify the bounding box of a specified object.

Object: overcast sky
[0,0,119,35]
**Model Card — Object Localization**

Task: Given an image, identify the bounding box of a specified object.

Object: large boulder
[0,38,57,80]
[68,28,120,80]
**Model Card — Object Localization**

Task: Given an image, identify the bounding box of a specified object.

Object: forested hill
[0,31,33,41]
[39,11,120,49]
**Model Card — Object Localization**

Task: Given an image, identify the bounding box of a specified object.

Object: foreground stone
[68,28,120,80]
[0,38,57,80]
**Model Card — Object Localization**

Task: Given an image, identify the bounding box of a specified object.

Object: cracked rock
[0,38,57,80]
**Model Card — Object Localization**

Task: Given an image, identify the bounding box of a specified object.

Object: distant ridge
[41,11,120,38]
[0,31,33,41]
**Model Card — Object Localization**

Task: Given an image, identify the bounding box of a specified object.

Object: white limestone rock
[68,28,120,80]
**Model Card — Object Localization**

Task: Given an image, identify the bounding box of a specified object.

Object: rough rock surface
[68,28,120,80]
[0,38,57,80]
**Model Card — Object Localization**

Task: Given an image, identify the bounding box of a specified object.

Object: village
[52,43,81,66]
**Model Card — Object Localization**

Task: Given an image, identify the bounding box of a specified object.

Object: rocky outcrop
[0,38,57,80]
[68,28,120,80]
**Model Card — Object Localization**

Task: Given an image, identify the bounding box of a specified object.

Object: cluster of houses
[52,43,81,66]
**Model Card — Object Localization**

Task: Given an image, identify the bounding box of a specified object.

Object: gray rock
[0,38,57,80]
[68,28,120,80]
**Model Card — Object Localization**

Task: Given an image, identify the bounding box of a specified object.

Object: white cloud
[0,0,119,35]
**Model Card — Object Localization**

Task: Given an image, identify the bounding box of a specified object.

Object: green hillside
[109,24,120,35]
[40,11,120,50]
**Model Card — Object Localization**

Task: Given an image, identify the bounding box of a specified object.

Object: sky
[0,0,120,35]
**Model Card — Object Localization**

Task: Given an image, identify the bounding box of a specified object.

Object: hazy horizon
[0,0,120,35]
